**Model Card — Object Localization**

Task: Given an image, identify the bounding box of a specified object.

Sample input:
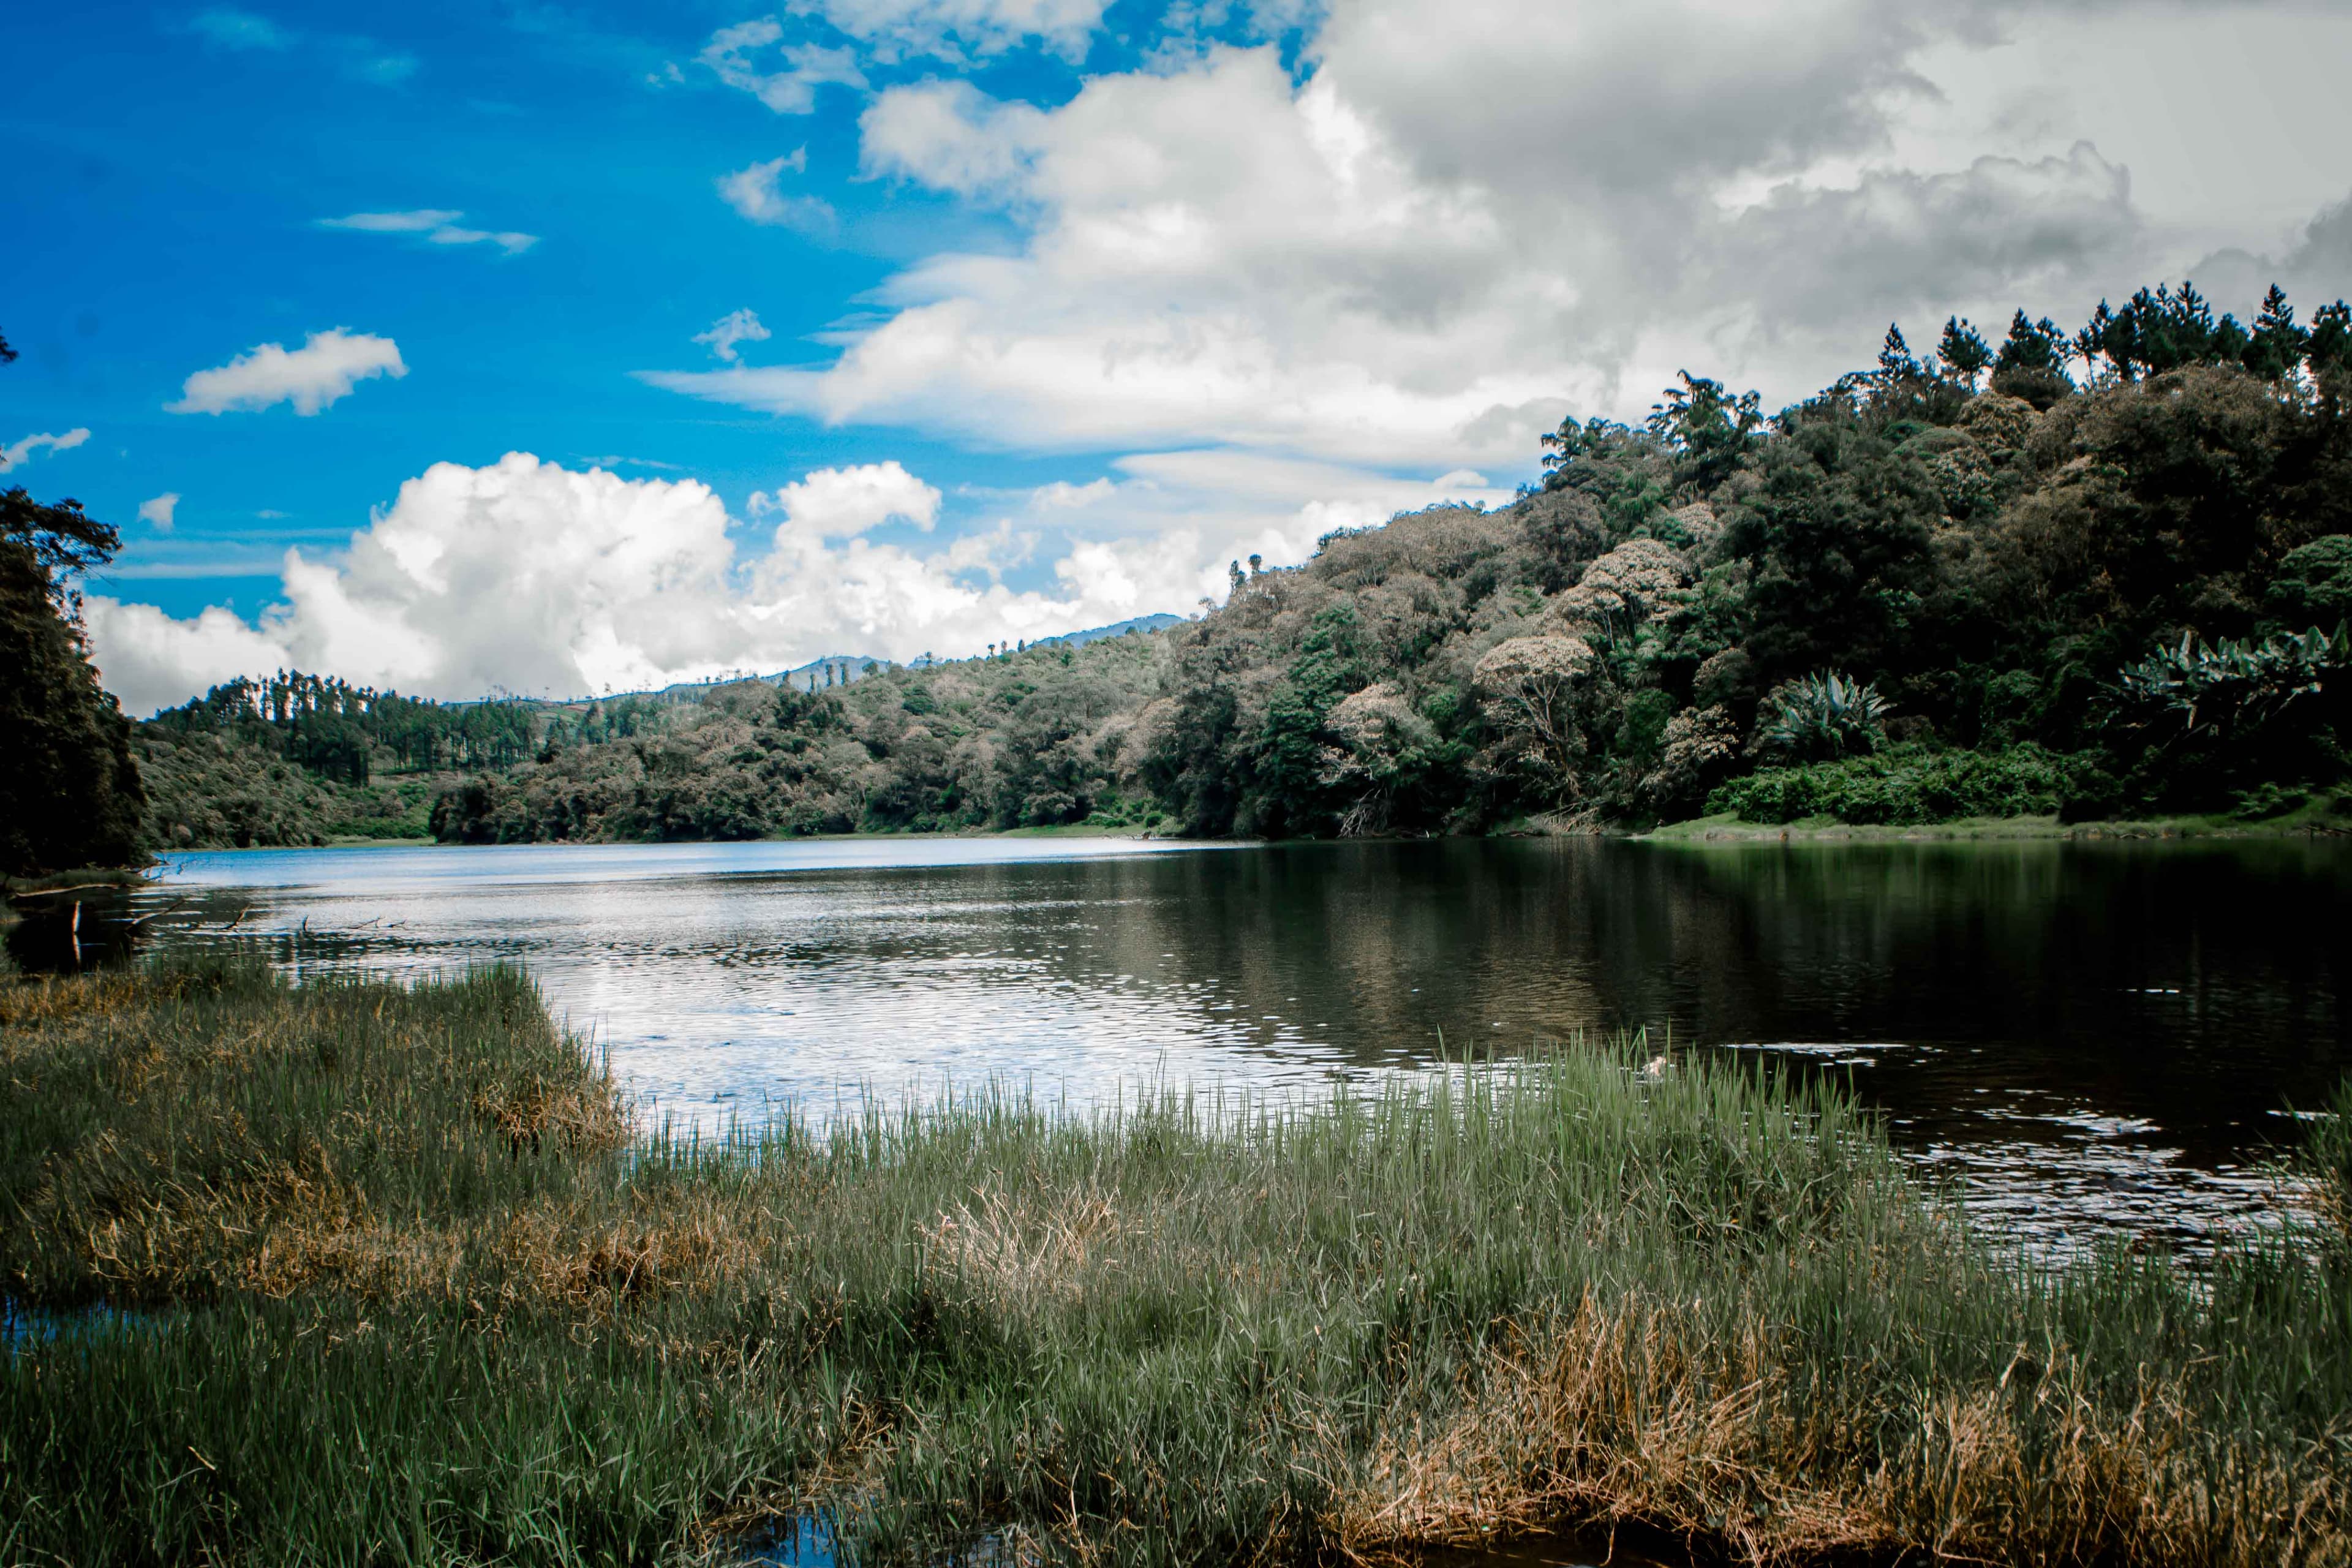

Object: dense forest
[1143,285,2352,835]
[67,281,2352,856]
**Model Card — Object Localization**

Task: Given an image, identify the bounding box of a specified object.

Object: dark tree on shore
[0,327,146,874]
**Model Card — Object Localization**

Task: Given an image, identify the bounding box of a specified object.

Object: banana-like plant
[1755,670,1891,762]
[2117,624,2348,737]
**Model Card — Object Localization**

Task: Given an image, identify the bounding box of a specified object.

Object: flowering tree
[1473,634,1596,785]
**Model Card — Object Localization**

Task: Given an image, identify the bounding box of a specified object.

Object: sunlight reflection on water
[146,834,2351,1261]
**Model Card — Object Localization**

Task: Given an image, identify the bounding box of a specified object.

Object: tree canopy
[0,457,147,872]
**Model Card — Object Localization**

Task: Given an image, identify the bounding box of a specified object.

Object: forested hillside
[428,631,1170,842]
[136,281,2352,846]
[140,632,1177,847]
[1146,288,2352,834]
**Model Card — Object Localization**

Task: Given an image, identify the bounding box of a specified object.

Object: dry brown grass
[921,1183,1131,1314]
[1327,1294,2342,1568]
[1338,1299,1828,1556]
[0,965,168,1028]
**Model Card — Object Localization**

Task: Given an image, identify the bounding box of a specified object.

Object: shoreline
[1637,810,2350,844]
[180,820,1170,854]
[81,808,2352,860]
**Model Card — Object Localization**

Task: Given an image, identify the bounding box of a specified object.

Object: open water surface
[97,832,2352,1255]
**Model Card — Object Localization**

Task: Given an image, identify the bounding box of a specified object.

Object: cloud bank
[85,451,1505,714]
[660,0,2352,468]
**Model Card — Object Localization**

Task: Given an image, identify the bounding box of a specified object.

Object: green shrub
[1707,742,2095,824]
[2268,536,2352,629]
[1754,669,1891,763]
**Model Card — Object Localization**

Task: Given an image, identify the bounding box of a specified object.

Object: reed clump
[3,959,2348,1566]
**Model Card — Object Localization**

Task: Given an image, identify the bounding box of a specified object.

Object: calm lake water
[107,832,2352,1256]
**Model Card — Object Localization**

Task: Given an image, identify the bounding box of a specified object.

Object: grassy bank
[4,963,2349,1566]
[1645,810,2350,842]
[1675,739,2351,840]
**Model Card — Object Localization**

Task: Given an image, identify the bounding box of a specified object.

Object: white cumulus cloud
[655,48,1576,469]
[698,20,866,113]
[81,600,300,718]
[694,308,774,364]
[801,0,1112,63]
[168,329,407,417]
[747,459,940,538]
[717,151,835,231]
[859,79,1047,197]
[138,493,180,530]
[1030,477,1115,510]
[0,427,90,473]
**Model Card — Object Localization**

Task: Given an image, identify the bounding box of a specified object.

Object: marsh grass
[3,959,2348,1566]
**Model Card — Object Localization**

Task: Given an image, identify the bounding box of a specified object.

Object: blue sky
[8,0,2352,711]
[6,2,1204,612]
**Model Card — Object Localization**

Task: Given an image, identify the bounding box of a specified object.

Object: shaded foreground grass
[3,963,2350,1566]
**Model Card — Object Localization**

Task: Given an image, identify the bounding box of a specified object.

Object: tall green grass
[2,959,2348,1565]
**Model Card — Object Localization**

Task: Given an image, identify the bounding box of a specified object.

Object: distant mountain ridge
[598,612,1188,704]
[651,654,889,701]
[1030,612,1184,648]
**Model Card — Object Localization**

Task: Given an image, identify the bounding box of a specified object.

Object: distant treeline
[427,638,1169,843]
[134,677,695,849]
[147,673,544,781]
[94,277,2352,856]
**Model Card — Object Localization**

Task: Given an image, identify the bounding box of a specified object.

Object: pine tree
[2244,286,2309,382]
[1992,311,2059,374]
[1936,317,1993,390]
[2309,301,2352,413]
[1989,311,2073,405]
[1876,324,1923,385]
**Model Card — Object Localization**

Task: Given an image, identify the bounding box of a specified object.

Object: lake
[111,832,2352,1257]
